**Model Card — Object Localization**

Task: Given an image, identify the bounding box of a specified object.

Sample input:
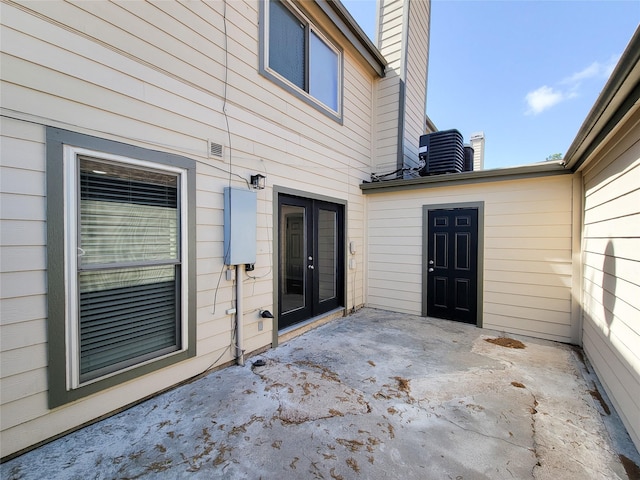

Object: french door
[278,195,344,329]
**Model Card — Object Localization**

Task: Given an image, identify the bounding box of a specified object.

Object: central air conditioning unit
[418,129,464,176]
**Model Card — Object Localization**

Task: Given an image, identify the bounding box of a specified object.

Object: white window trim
[263,0,343,119]
[63,145,190,389]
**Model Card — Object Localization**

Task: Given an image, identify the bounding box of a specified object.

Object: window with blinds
[77,158,181,382]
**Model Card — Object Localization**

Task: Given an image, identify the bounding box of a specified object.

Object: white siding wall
[0,0,373,457]
[366,175,576,342]
[581,115,640,450]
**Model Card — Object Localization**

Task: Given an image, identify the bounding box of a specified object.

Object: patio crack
[528,391,541,480]
[433,412,533,452]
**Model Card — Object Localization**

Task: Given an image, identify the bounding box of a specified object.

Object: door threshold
[277,308,345,345]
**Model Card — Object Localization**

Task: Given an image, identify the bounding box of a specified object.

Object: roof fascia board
[318,0,387,77]
[564,27,640,171]
[360,163,570,194]
[425,114,437,133]
[572,81,640,172]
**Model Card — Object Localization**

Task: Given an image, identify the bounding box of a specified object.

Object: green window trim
[46,127,196,408]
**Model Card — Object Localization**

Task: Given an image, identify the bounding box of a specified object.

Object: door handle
[308,265,315,270]
[428,268,434,272]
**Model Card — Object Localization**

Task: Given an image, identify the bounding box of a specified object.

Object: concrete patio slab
[2,308,639,479]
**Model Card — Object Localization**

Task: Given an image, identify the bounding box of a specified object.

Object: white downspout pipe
[235,264,245,366]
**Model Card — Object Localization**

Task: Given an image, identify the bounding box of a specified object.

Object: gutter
[360,162,569,194]
[563,26,640,171]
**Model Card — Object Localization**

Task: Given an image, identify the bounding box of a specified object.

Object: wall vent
[208,140,224,159]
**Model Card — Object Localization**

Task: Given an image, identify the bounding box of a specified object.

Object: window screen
[269,0,305,90]
[265,0,341,117]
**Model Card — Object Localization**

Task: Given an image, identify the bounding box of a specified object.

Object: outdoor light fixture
[250,174,266,190]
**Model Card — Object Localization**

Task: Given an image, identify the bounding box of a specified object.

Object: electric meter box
[223,187,257,265]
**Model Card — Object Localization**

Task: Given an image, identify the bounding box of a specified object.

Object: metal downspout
[236,264,245,366]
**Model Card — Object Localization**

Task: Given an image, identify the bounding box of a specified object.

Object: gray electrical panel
[223,187,257,265]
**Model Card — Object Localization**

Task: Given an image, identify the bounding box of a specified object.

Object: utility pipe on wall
[235,264,245,366]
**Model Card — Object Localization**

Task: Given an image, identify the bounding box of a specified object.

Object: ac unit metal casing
[464,145,474,172]
[418,129,464,176]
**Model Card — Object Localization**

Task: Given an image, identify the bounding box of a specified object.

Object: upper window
[262,0,342,121]
[47,128,196,407]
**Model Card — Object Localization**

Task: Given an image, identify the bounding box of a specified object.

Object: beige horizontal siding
[0,117,93,447]
[0,0,373,458]
[375,0,404,170]
[0,368,46,406]
[375,0,429,171]
[484,280,570,300]
[0,295,47,326]
[366,175,575,343]
[402,0,429,168]
[580,113,640,450]
[0,117,49,444]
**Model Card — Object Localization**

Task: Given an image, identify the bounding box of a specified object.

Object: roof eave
[360,162,569,194]
[319,0,387,77]
[563,26,640,172]
[425,115,437,133]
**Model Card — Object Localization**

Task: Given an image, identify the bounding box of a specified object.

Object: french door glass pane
[309,31,338,111]
[269,0,305,90]
[317,209,336,302]
[281,205,306,314]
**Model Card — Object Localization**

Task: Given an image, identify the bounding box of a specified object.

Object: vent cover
[208,140,224,159]
[418,129,464,176]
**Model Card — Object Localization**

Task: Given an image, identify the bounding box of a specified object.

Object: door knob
[428,268,434,272]
[308,265,314,270]
[428,260,434,265]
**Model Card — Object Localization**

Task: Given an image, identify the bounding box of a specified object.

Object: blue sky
[342,0,639,169]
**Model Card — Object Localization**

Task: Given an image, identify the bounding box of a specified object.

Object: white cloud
[561,61,602,84]
[524,54,620,116]
[560,54,620,86]
[525,86,566,115]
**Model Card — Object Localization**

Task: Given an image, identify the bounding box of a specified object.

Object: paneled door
[426,208,478,324]
[278,195,344,329]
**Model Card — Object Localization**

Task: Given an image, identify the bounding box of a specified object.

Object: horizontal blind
[79,272,179,380]
[77,158,180,381]
[80,164,178,266]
